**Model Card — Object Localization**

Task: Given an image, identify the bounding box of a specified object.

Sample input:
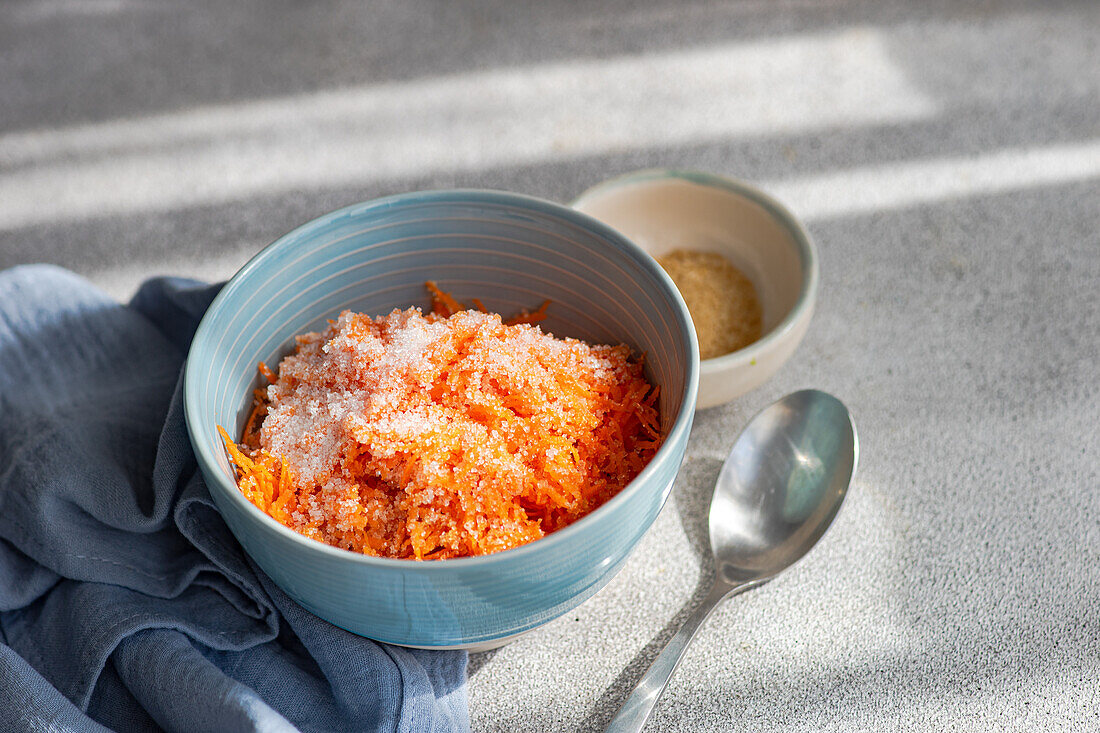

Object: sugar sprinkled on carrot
[219,286,661,560]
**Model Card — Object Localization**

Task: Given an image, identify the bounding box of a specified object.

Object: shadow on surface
[0,0,1066,132]
[5,94,1099,291]
[644,607,1100,730]
[578,569,719,732]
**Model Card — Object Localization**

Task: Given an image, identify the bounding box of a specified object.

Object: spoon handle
[603,578,758,733]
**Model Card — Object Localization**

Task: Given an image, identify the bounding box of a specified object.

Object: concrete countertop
[2,1,1097,730]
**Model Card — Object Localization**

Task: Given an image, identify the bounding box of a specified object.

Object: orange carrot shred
[504,299,551,326]
[258,361,277,384]
[218,283,661,560]
[425,280,464,316]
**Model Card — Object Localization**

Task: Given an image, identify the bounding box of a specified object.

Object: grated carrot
[425,280,464,317]
[218,285,662,560]
[257,361,277,384]
[504,299,551,326]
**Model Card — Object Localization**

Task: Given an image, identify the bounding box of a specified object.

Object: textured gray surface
[2,0,1098,730]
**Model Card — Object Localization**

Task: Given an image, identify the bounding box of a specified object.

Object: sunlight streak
[765,140,1100,221]
[0,28,933,230]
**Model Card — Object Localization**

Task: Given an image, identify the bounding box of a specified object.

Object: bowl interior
[186,190,697,551]
[572,174,808,335]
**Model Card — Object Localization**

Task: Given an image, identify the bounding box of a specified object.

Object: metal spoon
[605,389,858,732]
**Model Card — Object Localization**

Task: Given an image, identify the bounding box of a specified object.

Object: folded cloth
[0,265,469,733]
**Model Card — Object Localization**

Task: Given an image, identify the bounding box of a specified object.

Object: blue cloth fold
[0,265,468,733]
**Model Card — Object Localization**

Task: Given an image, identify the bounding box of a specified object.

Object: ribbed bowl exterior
[184,190,699,648]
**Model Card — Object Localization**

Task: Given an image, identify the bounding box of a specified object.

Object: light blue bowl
[184,190,699,649]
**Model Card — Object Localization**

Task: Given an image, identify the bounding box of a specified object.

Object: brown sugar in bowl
[573,170,818,409]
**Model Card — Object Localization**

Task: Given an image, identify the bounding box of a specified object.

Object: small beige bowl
[572,170,818,409]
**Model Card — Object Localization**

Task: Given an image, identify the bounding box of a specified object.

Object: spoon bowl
[605,389,857,732]
[711,389,856,585]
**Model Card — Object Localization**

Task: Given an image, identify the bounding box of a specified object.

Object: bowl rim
[184,188,700,572]
[570,169,819,377]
